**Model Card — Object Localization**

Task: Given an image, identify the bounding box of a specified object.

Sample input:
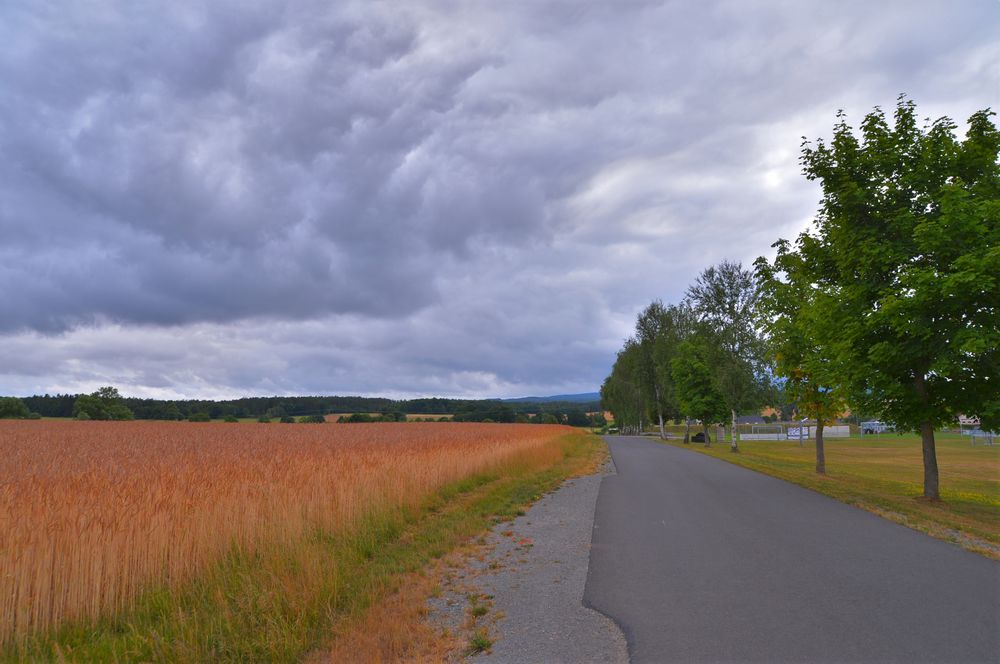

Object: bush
[280,416,295,423]
[0,397,31,419]
[298,415,325,424]
[223,415,239,423]
[189,413,211,422]
[257,416,271,423]
[27,412,42,420]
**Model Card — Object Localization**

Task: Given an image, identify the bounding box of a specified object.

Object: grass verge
[660,432,999,558]
[6,432,603,662]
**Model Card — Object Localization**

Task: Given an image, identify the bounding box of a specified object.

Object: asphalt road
[584,436,1000,663]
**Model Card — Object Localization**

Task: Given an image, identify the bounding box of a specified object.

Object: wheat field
[0,420,570,645]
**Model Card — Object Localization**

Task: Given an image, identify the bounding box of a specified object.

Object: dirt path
[427,459,627,663]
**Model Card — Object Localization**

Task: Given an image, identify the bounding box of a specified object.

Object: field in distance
[0,420,577,657]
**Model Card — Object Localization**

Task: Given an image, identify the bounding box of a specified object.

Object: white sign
[958,415,980,426]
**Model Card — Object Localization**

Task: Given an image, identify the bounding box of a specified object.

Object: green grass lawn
[661,432,999,557]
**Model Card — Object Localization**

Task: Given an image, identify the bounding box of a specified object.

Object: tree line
[602,98,998,500]
[5,393,601,421]
[1,390,604,427]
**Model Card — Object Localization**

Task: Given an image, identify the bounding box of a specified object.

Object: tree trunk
[703,422,711,447]
[654,386,665,439]
[730,409,739,452]
[683,419,690,443]
[921,420,939,500]
[815,419,825,474]
[913,373,940,500]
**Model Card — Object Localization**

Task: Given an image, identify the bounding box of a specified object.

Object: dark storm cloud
[1,0,997,397]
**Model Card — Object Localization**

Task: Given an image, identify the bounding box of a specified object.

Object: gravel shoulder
[427,458,628,663]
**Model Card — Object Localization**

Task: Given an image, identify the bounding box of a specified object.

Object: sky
[2,1,998,400]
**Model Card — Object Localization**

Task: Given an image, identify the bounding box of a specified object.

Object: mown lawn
[662,432,999,557]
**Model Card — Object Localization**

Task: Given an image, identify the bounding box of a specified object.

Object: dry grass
[309,433,605,664]
[0,420,570,647]
[308,562,460,664]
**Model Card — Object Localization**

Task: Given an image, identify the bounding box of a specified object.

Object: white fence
[787,425,850,439]
[739,425,851,441]
[963,429,996,446]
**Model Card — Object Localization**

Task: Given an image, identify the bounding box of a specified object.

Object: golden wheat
[0,420,570,645]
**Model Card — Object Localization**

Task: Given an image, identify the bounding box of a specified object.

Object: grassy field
[1,421,599,661]
[660,432,999,556]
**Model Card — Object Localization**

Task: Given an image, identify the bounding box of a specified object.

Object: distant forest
[18,393,602,423]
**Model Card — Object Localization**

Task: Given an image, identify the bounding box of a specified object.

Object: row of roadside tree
[601,97,998,500]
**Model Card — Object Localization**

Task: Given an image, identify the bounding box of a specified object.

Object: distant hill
[503,392,600,404]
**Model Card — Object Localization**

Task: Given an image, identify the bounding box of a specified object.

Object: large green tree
[797,97,999,499]
[756,244,845,473]
[73,386,134,421]
[685,260,770,452]
[633,301,691,438]
[671,337,727,446]
[601,341,646,434]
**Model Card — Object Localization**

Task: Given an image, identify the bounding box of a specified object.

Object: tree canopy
[685,260,771,451]
[671,338,727,445]
[792,97,999,497]
[73,387,134,421]
[0,397,31,419]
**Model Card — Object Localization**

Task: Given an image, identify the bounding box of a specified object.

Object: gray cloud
[1,0,997,397]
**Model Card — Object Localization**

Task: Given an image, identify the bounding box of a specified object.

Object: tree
[0,397,31,419]
[634,301,672,438]
[797,97,999,499]
[601,341,646,434]
[685,261,770,451]
[756,244,846,473]
[671,338,727,446]
[633,301,695,438]
[73,387,134,421]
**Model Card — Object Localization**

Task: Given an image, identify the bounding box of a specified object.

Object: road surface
[584,436,1000,663]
